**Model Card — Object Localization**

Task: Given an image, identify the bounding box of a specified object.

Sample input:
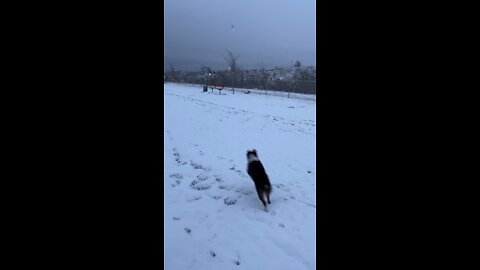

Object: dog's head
[246,149,258,161]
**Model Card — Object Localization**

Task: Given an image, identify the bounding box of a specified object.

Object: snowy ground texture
[164,83,316,270]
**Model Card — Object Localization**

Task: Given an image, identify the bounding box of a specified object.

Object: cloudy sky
[164,0,316,71]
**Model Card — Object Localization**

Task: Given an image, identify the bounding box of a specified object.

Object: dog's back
[246,149,272,209]
[247,160,271,189]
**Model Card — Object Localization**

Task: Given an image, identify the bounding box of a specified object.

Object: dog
[246,149,272,210]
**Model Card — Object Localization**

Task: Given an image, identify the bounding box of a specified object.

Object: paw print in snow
[190,174,212,190]
[224,197,237,205]
[169,173,183,186]
[190,161,204,169]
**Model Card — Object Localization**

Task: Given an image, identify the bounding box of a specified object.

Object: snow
[173,82,316,101]
[164,83,316,270]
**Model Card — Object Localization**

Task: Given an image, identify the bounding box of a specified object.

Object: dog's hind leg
[256,189,267,208]
[265,184,271,204]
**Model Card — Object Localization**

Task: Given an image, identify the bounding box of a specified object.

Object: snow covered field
[172,83,317,101]
[164,83,316,270]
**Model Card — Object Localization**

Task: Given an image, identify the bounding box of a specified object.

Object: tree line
[166,50,316,95]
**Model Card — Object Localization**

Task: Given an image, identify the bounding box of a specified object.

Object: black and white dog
[246,149,272,210]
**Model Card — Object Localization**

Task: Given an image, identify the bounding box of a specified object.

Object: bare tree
[294,67,315,81]
[294,60,302,68]
[198,65,210,90]
[218,72,227,84]
[200,65,213,75]
[168,63,177,82]
[224,49,241,94]
[258,65,269,94]
[240,71,244,88]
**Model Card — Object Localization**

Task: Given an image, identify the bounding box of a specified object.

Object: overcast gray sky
[164,0,316,71]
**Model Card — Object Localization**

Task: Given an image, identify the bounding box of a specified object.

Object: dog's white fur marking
[247,154,260,163]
